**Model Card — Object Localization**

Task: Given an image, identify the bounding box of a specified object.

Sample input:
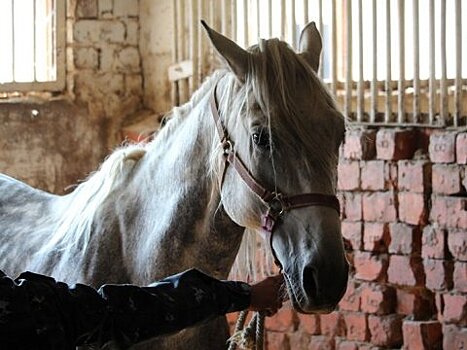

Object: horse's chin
[284,274,337,315]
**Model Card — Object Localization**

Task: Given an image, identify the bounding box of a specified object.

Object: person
[0,268,283,349]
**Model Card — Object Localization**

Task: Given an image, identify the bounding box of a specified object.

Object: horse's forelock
[245,39,343,177]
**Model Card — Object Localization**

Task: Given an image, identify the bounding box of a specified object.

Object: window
[171,0,466,127]
[0,0,65,92]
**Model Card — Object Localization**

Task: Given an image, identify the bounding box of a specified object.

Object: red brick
[435,293,444,321]
[363,222,390,252]
[398,160,431,193]
[357,344,379,350]
[343,312,368,341]
[309,335,335,350]
[344,129,377,160]
[320,311,346,337]
[443,293,467,325]
[339,280,361,312]
[456,132,467,164]
[354,252,388,282]
[361,161,392,191]
[421,226,448,259]
[396,289,434,319]
[448,229,467,261]
[402,320,442,350]
[432,164,462,194]
[335,339,359,350]
[388,255,424,287]
[226,312,239,326]
[342,192,363,221]
[342,221,362,251]
[429,132,456,163]
[443,324,467,350]
[453,261,467,292]
[376,129,417,160]
[266,332,289,350]
[362,192,397,222]
[338,160,361,190]
[398,192,427,225]
[360,283,395,314]
[430,196,467,229]
[287,332,311,349]
[265,308,297,332]
[368,314,403,347]
[297,313,320,335]
[388,223,421,255]
[423,259,454,291]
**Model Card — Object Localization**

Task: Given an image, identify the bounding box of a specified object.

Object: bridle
[210,84,340,269]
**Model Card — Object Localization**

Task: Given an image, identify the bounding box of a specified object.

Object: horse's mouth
[283,272,308,314]
[283,272,337,314]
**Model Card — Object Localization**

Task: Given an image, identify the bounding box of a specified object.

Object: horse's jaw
[273,207,349,314]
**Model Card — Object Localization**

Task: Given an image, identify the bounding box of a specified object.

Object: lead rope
[227,310,266,350]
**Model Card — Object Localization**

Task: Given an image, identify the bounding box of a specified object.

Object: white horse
[0,22,348,349]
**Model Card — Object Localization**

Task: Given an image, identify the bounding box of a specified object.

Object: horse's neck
[118,98,244,284]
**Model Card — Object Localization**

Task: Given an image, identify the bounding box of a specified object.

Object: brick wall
[229,128,466,349]
[69,0,144,144]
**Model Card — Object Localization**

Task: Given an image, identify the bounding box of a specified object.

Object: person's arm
[92,268,253,345]
[0,269,282,349]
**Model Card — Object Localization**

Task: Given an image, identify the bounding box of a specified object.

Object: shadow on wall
[0,99,109,194]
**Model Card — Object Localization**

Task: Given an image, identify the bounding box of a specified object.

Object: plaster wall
[0,0,145,193]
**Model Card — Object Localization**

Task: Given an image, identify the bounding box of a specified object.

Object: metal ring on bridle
[222,140,233,154]
[267,193,288,217]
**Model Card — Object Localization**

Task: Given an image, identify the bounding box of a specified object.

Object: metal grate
[0,0,65,92]
[171,0,466,128]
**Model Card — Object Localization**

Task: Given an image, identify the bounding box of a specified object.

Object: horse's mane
[38,72,223,256]
[38,145,147,254]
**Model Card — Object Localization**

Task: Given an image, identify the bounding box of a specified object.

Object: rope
[227,310,266,350]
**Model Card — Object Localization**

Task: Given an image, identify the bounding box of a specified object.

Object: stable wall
[233,128,466,349]
[0,0,145,193]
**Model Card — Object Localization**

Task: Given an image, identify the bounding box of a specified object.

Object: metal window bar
[344,0,352,119]
[370,0,377,123]
[454,0,462,126]
[397,0,405,124]
[171,0,466,127]
[0,0,64,92]
[357,0,364,122]
[412,0,420,123]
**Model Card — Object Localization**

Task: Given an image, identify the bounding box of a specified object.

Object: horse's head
[203,22,348,314]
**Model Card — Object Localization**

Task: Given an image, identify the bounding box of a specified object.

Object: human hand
[249,274,284,316]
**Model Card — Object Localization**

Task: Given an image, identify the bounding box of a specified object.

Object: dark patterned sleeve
[97,268,251,345]
[0,269,250,349]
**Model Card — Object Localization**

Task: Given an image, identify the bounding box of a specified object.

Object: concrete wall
[139,0,174,114]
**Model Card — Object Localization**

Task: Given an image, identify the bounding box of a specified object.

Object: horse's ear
[299,22,322,72]
[201,20,249,82]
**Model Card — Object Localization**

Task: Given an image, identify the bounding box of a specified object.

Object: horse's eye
[252,131,270,148]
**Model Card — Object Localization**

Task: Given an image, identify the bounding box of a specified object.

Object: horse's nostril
[302,265,318,300]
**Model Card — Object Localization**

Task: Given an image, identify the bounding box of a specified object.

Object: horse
[0,22,348,349]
